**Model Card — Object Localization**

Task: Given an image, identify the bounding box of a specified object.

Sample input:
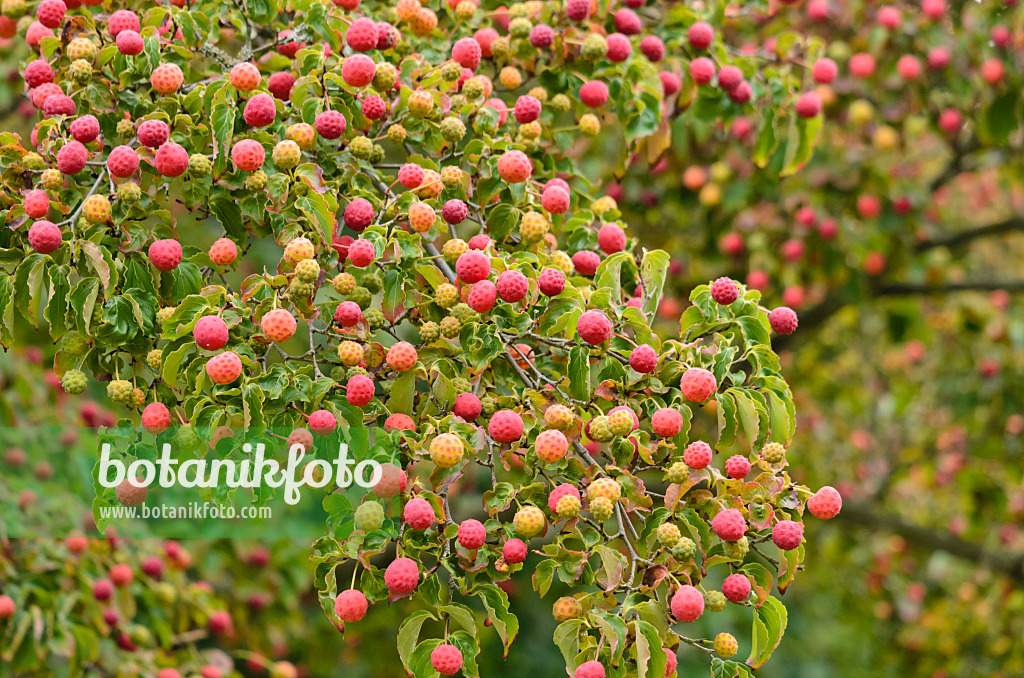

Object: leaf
[552,619,585,672]
[979,90,1020,145]
[0,275,14,347]
[639,249,670,318]
[439,603,478,637]
[726,389,760,453]
[567,346,590,401]
[45,266,71,340]
[592,612,627,660]
[162,340,196,390]
[297,192,337,247]
[632,620,667,678]
[752,107,778,168]
[712,658,753,678]
[739,563,773,607]
[475,584,519,657]
[486,203,521,242]
[211,195,244,239]
[388,368,416,415]
[594,251,633,302]
[532,558,557,597]
[78,241,115,292]
[780,113,822,177]
[746,595,788,668]
[593,545,625,591]
[397,610,436,674]
[14,254,47,328]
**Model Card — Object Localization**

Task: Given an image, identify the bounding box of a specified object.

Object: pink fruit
[680,367,717,402]
[334,589,368,622]
[384,557,419,595]
[807,486,842,519]
[772,520,803,550]
[577,310,612,345]
[711,508,746,542]
[670,585,704,622]
[489,409,524,443]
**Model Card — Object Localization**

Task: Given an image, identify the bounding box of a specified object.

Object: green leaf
[632,620,667,678]
[297,192,337,247]
[747,595,788,668]
[397,610,437,674]
[979,90,1020,145]
[389,368,416,416]
[552,619,585,672]
[639,249,670,318]
[752,107,778,168]
[594,251,633,302]
[0,275,14,347]
[567,346,590,401]
[14,254,47,328]
[475,584,519,657]
[486,203,521,242]
[780,113,822,178]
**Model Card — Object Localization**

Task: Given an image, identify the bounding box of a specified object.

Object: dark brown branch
[835,501,1024,586]
[915,217,1024,252]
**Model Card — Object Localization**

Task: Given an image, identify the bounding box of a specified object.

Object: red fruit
[606,33,632,62]
[513,95,542,124]
[334,301,362,327]
[849,53,875,79]
[231,139,265,172]
[452,37,482,70]
[724,455,751,480]
[347,17,378,52]
[342,55,376,87]
[541,185,570,214]
[657,71,680,95]
[683,441,712,469]
[398,163,424,188]
[857,194,881,219]
[710,277,739,304]
[687,21,713,49]
[547,483,581,512]
[468,234,492,251]
[614,8,641,34]
[24,60,53,88]
[456,250,491,284]
[468,280,497,312]
[109,563,133,587]
[116,30,144,55]
[151,63,184,94]
[243,93,276,127]
[717,65,743,91]
[772,520,803,550]
[928,47,950,69]
[208,610,232,634]
[107,145,140,178]
[347,239,375,267]
[876,5,900,28]
[0,16,14,39]
[530,23,554,48]
[28,221,62,254]
[362,95,386,120]
[795,92,822,118]
[811,57,837,84]
[573,250,601,276]
[680,367,716,402]
[640,35,665,62]
[981,58,1004,84]
[690,57,715,85]
[496,269,529,302]
[597,223,626,254]
[384,557,420,595]
[141,402,171,434]
[315,110,347,140]
[268,72,295,100]
[712,508,746,542]
[334,589,368,622]
[229,62,261,91]
[566,0,589,20]
[376,21,397,48]
[93,579,114,601]
[194,316,229,350]
[897,54,921,81]
[502,538,527,563]
[629,344,657,373]
[457,519,487,549]
[26,21,54,46]
[574,661,605,678]
[807,486,842,519]
[24,190,50,219]
[42,94,76,117]
[728,80,752,103]
[670,585,704,622]
[346,374,375,406]
[261,308,297,342]
[431,644,463,676]
[651,408,683,437]
[54,140,88,176]
[209,238,238,266]
[386,341,418,371]
[722,574,751,603]
[149,239,182,271]
[36,0,66,29]
[453,392,482,420]
[384,413,415,431]
[538,268,565,296]
[115,477,147,506]
[108,9,141,36]
[577,310,612,345]
[154,142,189,177]
[206,351,243,384]
[141,555,164,578]
[442,199,468,225]
[0,595,14,618]
[579,80,609,108]
[489,409,524,443]
[137,119,170,148]
[497,150,532,183]
[768,307,798,335]
[343,198,374,231]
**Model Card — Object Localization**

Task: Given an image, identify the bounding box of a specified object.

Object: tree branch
[915,217,1024,252]
[875,280,1024,296]
[835,501,1024,586]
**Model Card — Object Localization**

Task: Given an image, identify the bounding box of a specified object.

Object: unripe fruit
[151,63,184,94]
[657,522,681,547]
[429,433,463,468]
[386,341,418,372]
[544,404,573,430]
[496,150,532,183]
[587,477,621,503]
[273,140,301,169]
[760,442,786,464]
[513,505,546,538]
[261,309,297,343]
[60,369,88,394]
[714,632,738,658]
[552,596,583,623]
[670,585,704,622]
[535,429,568,463]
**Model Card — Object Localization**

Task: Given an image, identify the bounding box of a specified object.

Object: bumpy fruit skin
[455,250,491,284]
[711,508,747,542]
[384,557,419,596]
[670,585,704,622]
[552,596,583,623]
[501,538,528,565]
[710,277,739,305]
[496,150,532,183]
[308,409,336,435]
[538,268,566,296]
[807,486,842,519]
[315,110,347,139]
[403,497,436,530]
[261,309,297,342]
[206,351,243,384]
[353,501,384,532]
[651,408,684,437]
[151,63,184,94]
[232,139,265,172]
[629,344,658,373]
[760,442,786,464]
[193,316,229,350]
[714,632,738,658]
[334,589,368,622]
[141,402,171,434]
[574,661,606,678]
[148,239,183,272]
[768,306,799,335]
[577,310,612,345]
[209,238,238,266]
[28,221,62,254]
[722,573,752,603]
[544,404,573,430]
[587,477,622,503]
[386,341,418,372]
[680,367,717,402]
[513,505,546,538]
[772,520,804,550]
[115,477,148,506]
[555,494,581,518]
[346,374,374,406]
[535,429,569,463]
[657,522,681,547]
[429,433,464,468]
[474,397,516,434]
[724,455,751,480]
[371,462,407,498]
[431,644,463,676]
[229,62,261,91]
[457,518,487,549]
[60,369,88,394]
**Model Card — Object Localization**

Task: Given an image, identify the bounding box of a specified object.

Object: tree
[0,0,840,675]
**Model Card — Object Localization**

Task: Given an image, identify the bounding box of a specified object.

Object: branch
[835,501,1024,586]
[875,280,1024,296]
[915,217,1024,252]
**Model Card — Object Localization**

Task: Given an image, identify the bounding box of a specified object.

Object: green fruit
[188,154,212,177]
[673,536,697,561]
[146,349,162,370]
[41,169,63,190]
[118,181,142,204]
[349,136,373,160]
[590,496,613,521]
[386,124,407,145]
[333,272,356,294]
[296,258,321,283]
[441,116,466,142]
[361,272,382,294]
[704,590,727,613]
[116,119,135,138]
[419,321,440,343]
[581,34,608,60]
[61,369,88,395]
[107,379,133,403]
[347,286,372,309]
[721,536,749,562]
[244,169,268,192]
[665,461,687,484]
[588,415,613,442]
[440,315,462,338]
[354,501,385,532]
[364,308,385,329]
[657,522,681,547]
[129,388,146,408]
